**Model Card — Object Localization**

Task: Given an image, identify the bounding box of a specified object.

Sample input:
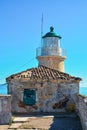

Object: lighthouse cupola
[42,26,62,56]
[36,26,66,72]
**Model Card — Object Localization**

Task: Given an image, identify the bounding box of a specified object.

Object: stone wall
[0,95,12,124]
[7,78,79,113]
[77,95,87,130]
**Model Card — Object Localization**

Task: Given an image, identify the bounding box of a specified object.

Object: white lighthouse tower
[36,26,66,72]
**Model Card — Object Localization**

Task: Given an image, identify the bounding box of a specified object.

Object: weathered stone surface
[0,95,12,124]
[76,95,87,130]
[7,77,79,113]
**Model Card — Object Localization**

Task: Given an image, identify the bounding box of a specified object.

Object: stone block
[0,95,12,124]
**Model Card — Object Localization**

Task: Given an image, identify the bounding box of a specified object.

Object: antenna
[41,13,43,47]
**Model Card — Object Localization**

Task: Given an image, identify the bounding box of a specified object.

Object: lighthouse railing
[36,47,66,57]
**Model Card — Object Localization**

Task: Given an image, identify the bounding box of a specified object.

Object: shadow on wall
[49,113,83,130]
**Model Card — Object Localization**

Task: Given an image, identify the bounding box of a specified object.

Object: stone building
[6,27,81,113]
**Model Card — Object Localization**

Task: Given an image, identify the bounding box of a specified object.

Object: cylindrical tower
[36,26,66,72]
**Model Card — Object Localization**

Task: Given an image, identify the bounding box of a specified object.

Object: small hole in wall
[70,85,73,87]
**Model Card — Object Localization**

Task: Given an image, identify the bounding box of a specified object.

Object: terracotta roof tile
[6,65,81,81]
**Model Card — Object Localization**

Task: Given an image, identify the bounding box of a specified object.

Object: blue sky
[0,0,87,87]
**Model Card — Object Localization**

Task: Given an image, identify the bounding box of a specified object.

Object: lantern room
[36,26,64,57]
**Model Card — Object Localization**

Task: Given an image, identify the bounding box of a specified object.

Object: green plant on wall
[8,118,12,125]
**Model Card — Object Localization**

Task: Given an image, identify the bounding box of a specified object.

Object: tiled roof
[6,65,81,81]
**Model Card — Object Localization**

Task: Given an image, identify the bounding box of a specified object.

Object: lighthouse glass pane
[23,89,36,105]
[43,37,58,48]
[42,37,60,56]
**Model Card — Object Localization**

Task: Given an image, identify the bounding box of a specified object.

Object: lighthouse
[36,26,66,72]
[6,26,81,115]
